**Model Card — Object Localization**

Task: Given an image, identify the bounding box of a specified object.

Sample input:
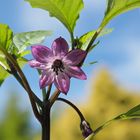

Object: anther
[51,59,64,75]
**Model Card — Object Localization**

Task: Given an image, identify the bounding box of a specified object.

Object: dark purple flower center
[51,59,64,75]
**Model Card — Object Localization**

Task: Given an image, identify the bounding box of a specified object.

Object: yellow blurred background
[1,69,140,140]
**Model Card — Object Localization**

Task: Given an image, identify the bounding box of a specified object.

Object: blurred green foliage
[0,95,33,140]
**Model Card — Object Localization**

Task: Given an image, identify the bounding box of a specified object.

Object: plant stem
[79,26,103,67]
[70,32,75,50]
[0,47,42,121]
[57,98,85,121]
[41,103,51,140]
[45,84,52,101]
[49,89,60,107]
[37,70,47,101]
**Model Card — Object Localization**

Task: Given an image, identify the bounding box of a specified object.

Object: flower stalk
[57,98,93,138]
[41,101,51,140]
[57,97,85,121]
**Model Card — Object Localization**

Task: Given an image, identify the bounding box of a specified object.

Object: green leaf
[99,28,113,37]
[83,61,97,67]
[0,67,9,85]
[78,31,96,50]
[18,50,31,57]
[13,30,52,53]
[117,104,140,120]
[0,51,9,69]
[78,28,113,51]
[0,49,28,86]
[26,0,84,34]
[0,58,27,86]
[0,23,13,50]
[101,0,140,28]
[17,57,28,68]
[93,104,140,136]
[85,134,94,140]
[0,24,29,86]
[0,51,10,85]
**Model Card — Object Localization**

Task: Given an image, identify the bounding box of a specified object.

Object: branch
[49,89,60,107]
[45,84,52,101]
[0,47,42,122]
[70,32,75,50]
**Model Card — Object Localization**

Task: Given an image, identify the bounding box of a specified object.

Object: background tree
[0,94,33,140]
[51,69,140,140]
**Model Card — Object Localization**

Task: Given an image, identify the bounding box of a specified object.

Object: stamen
[51,59,64,75]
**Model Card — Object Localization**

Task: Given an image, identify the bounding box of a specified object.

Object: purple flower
[29,37,87,94]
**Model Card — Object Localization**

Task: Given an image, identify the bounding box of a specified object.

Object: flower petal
[51,37,69,57]
[31,45,53,63]
[28,60,46,70]
[63,49,87,65]
[54,73,70,94]
[66,66,87,80]
[39,71,54,88]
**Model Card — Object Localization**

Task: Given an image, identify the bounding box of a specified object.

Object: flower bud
[80,120,93,138]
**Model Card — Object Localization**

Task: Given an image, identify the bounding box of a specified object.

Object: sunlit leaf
[26,0,84,34]
[0,50,28,86]
[17,57,28,68]
[101,0,140,28]
[78,28,113,51]
[0,67,9,85]
[18,50,31,57]
[93,104,140,136]
[99,28,113,37]
[0,52,10,86]
[0,23,13,50]
[0,51,9,69]
[0,24,29,86]
[13,30,52,53]
[83,61,97,67]
[116,104,140,120]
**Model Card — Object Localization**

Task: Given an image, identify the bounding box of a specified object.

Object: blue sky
[0,0,140,129]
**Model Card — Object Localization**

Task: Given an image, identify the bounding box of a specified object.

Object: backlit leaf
[0,23,13,50]
[101,0,140,28]
[0,51,10,85]
[26,0,84,34]
[116,104,140,119]
[93,104,140,136]
[78,28,113,51]
[0,50,28,86]
[13,30,52,53]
